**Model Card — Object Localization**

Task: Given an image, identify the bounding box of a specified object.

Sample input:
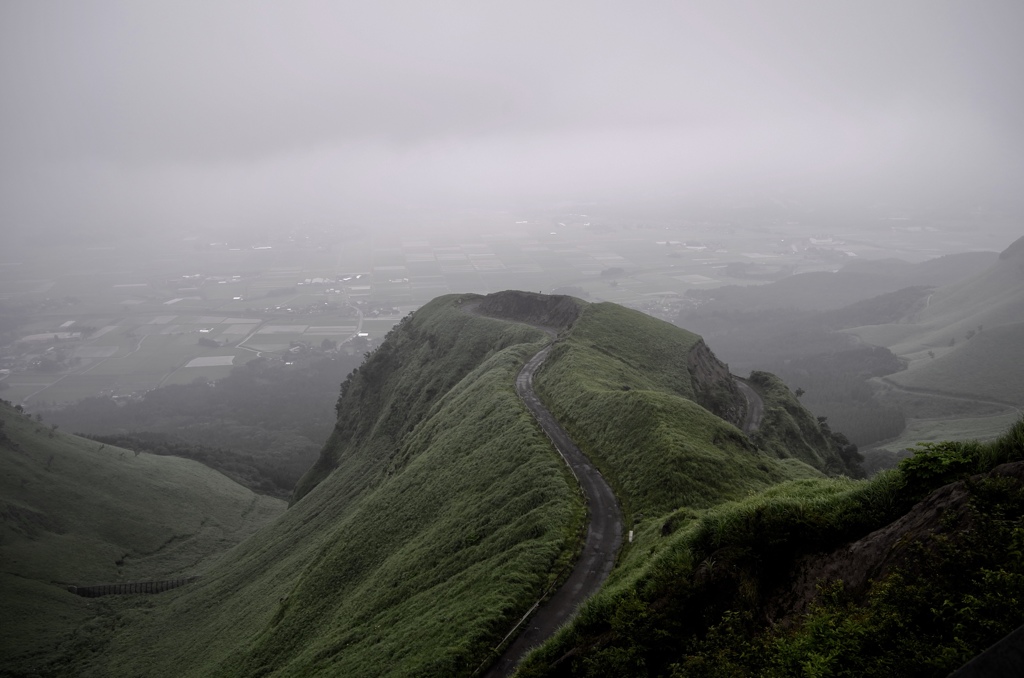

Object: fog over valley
[3,3,1024,677]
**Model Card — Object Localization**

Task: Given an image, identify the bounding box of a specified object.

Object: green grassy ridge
[561,302,702,400]
[517,416,1024,677]
[70,296,584,677]
[534,302,841,521]
[293,294,546,502]
[746,371,851,474]
[10,293,863,675]
[0,399,285,672]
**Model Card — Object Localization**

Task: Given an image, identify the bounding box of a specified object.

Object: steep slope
[534,302,846,520]
[35,292,853,677]
[67,295,584,677]
[0,400,284,674]
[516,417,1024,677]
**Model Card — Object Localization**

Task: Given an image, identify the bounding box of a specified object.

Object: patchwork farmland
[1,217,968,408]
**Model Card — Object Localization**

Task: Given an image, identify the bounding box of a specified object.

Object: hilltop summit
[7,293,859,676]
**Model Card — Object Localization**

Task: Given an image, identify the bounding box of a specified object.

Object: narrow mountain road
[483,342,623,677]
[736,379,765,433]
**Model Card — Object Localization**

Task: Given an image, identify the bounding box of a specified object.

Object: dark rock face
[687,339,745,427]
[767,460,1024,625]
[474,291,582,331]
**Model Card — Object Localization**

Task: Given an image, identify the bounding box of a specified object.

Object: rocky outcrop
[473,291,582,332]
[686,339,746,427]
[767,460,1024,625]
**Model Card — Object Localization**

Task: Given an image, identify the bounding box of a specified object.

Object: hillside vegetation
[5,292,884,676]
[56,295,584,677]
[517,416,1024,677]
[39,350,367,497]
[0,399,284,674]
[534,302,848,520]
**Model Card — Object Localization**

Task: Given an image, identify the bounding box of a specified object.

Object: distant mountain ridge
[685,249,999,313]
[856,235,1024,429]
[677,241,1023,450]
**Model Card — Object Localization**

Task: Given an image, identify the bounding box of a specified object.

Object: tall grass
[0,400,285,672]
[517,415,1024,677]
[534,303,836,521]
[60,295,585,677]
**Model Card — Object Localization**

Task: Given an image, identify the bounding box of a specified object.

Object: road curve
[736,379,765,434]
[484,344,624,677]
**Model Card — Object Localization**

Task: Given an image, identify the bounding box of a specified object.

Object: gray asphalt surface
[483,344,623,677]
[736,379,764,433]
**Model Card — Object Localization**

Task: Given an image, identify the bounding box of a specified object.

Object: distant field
[873,412,1021,453]
[360,317,402,337]
[885,322,1024,404]
[162,364,237,385]
[4,225,995,411]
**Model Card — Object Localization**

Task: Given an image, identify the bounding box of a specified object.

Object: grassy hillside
[58,295,584,677]
[13,292,872,676]
[884,321,1024,405]
[38,350,368,498]
[517,416,1024,677]
[534,302,847,521]
[0,399,284,674]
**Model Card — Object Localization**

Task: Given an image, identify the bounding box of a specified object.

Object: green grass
[54,294,585,677]
[746,371,849,474]
[517,416,1024,677]
[7,292,896,676]
[0,400,284,672]
[535,303,839,520]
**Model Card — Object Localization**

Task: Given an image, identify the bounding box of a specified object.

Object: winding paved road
[736,379,765,434]
[483,343,623,677]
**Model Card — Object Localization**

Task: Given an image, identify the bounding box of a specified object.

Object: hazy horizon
[3,1,1023,239]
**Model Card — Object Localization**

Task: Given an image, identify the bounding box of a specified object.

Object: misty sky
[2,1,1023,234]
